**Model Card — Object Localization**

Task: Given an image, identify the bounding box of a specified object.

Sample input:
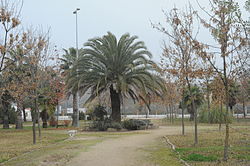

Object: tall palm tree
[60,48,79,127]
[67,32,165,122]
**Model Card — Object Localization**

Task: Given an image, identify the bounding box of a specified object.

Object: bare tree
[192,0,248,161]
[154,6,203,144]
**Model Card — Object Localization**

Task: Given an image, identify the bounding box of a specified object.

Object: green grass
[182,153,218,162]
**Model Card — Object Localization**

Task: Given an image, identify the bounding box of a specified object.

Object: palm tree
[67,32,165,122]
[183,85,203,121]
[60,48,80,127]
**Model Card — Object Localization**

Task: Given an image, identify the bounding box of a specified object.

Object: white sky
[21,0,247,62]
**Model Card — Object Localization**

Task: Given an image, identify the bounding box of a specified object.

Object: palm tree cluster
[65,32,165,122]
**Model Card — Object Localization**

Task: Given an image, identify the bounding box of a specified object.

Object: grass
[0,121,147,166]
[167,119,250,166]
[0,128,68,164]
[143,138,182,166]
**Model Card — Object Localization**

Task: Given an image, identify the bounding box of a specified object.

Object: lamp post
[73,8,80,127]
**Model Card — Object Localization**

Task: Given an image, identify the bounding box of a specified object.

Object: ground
[0,119,249,166]
[67,126,183,166]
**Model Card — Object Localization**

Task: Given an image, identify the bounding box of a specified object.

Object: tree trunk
[145,106,148,119]
[72,92,79,127]
[219,101,222,131]
[42,107,48,128]
[42,119,48,128]
[243,101,246,118]
[110,85,121,122]
[165,106,169,119]
[22,106,26,122]
[2,99,9,129]
[189,107,194,121]
[169,104,172,123]
[145,103,151,119]
[223,85,230,161]
[193,101,198,146]
[186,78,198,146]
[37,111,41,139]
[223,52,230,161]
[32,104,36,144]
[181,106,185,135]
[206,79,211,112]
[15,102,23,129]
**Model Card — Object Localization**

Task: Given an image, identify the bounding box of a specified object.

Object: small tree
[154,6,203,143]
[0,0,22,129]
[191,0,248,161]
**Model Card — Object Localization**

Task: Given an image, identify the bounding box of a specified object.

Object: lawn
[0,121,146,166]
[167,120,250,166]
[143,138,182,166]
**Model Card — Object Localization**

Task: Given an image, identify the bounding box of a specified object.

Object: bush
[49,116,57,127]
[64,120,71,127]
[108,122,122,130]
[90,118,122,131]
[0,106,17,124]
[8,107,17,124]
[92,105,107,121]
[79,112,85,120]
[199,104,232,124]
[122,119,150,130]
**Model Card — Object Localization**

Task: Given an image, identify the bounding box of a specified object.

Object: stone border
[163,136,191,166]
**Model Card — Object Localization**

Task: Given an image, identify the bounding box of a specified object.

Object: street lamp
[73,8,80,127]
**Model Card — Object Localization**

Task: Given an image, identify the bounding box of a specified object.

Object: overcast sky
[21,0,246,62]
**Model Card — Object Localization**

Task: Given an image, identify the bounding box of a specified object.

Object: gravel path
[67,126,191,166]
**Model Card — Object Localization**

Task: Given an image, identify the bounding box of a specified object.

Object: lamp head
[73,8,80,14]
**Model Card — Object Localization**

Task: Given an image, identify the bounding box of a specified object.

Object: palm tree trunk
[110,85,121,122]
[72,92,79,127]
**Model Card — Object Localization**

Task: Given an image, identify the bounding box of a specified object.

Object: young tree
[0,0,22,129]
[154,7,203,142]
[192,0,248,161]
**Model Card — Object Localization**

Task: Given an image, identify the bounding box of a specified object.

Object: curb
[163,136,191,166]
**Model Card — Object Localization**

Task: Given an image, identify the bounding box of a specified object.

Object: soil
[67,126,190,166]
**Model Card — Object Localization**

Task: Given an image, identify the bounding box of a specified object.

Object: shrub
[90,121,106,131]
[92,105,107,121]
[122,119,150,130]
[79,112,85,120]
[8,107,17,124]
[107,122,122,130]
[199,104,232,124]
[49,116,57,127]
[64,120,71,127]
[89,118,122,131]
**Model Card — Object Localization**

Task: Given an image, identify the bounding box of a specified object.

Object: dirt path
[67,126,192,166]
